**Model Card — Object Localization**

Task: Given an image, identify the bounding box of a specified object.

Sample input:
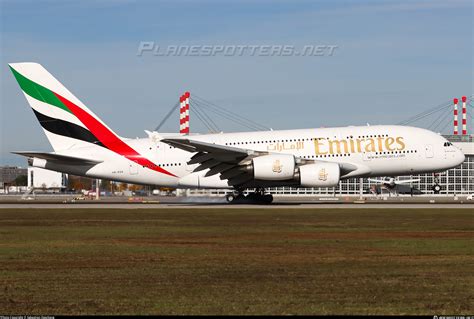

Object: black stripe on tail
[32,109,106,148]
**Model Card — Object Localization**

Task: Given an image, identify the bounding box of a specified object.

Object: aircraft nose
[455,148,465,166]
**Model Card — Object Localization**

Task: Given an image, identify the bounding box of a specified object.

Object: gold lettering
[364,138,376,152]
[349,139,356,153]
[329,140,348,154]
[396,137,405,150]
[385,137,396,151]
[310,135,405,154]
[356,139,363,153]
[377,137,384,152]
[314,139,327,155]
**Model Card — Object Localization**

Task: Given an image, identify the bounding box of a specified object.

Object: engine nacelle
[252,154,295,180]
[299,162,340,187]
[31,157,47,169]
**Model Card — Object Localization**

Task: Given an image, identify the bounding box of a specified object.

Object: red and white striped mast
[461,96,467,135]
[183,91,190,134]
[453,98,459,135]
[179,92,190,135]
[179,94,186,134]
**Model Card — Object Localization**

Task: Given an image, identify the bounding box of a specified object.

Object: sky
[0,0,472,165]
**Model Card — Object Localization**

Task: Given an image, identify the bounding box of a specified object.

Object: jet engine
[252,154,296,180]
[31,157,47,168]
[299,162,340,187]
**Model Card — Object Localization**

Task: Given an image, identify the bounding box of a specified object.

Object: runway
[1,194,473,209]
[0,202,473,209]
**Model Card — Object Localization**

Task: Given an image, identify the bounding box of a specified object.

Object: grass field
[0,208,472,315]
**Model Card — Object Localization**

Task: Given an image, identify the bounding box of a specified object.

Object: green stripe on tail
[9,66,72,114]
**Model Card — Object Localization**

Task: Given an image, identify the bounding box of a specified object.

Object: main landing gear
[225,188,273,204]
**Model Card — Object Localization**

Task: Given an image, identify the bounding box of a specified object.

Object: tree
[128,184,144,192]
[100,179,117,193]
[100,179,111,191]
[14,175,27,186]
[67,175,92,191]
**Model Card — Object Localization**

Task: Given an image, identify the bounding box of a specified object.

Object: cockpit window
[443,142,453,147]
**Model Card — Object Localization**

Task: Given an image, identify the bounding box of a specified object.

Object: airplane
[367,177,422,196]
[8,62,465,203]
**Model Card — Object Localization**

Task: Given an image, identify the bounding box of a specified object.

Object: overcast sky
[1,0,472,165]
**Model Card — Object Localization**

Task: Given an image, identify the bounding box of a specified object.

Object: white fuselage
[39,125,464,189]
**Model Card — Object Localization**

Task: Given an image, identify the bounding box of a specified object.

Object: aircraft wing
[163,138,267,163]
[162,138,267,186]
[12,151,103,165]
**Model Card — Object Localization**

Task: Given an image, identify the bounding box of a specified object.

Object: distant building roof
[443,134,473,143]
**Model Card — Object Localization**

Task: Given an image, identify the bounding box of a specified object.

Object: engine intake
[299,162,340,187]
[31,157,47,169]
[252,154,295,180]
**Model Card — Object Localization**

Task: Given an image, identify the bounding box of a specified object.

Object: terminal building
[27,167,68,193]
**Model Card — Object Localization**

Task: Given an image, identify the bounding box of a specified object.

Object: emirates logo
[318,168,328,181]
[272,160,282,173]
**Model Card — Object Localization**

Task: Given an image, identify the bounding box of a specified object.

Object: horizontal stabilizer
[12,151,102,165]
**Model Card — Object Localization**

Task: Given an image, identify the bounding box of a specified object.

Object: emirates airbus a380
[9,63,464,203]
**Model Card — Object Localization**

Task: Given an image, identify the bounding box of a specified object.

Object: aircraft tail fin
[9,62,119,151]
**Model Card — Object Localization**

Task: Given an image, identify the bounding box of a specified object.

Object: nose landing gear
[431,173,441,194]
[432,184,441,194]
[225,188,273,204]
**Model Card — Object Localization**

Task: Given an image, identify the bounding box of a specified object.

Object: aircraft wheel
[259,194,273,204]
[226,194,235,203]
[262,194,273,204]
[246,192,273,204]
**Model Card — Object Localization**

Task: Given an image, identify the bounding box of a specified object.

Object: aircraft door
[129,162,139,175]
[425,144,434,158]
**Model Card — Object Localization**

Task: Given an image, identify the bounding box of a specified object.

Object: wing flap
[194,159,221,172]
[205,163,234,177]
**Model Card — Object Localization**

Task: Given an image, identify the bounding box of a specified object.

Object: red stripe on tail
[54,93,176,177]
